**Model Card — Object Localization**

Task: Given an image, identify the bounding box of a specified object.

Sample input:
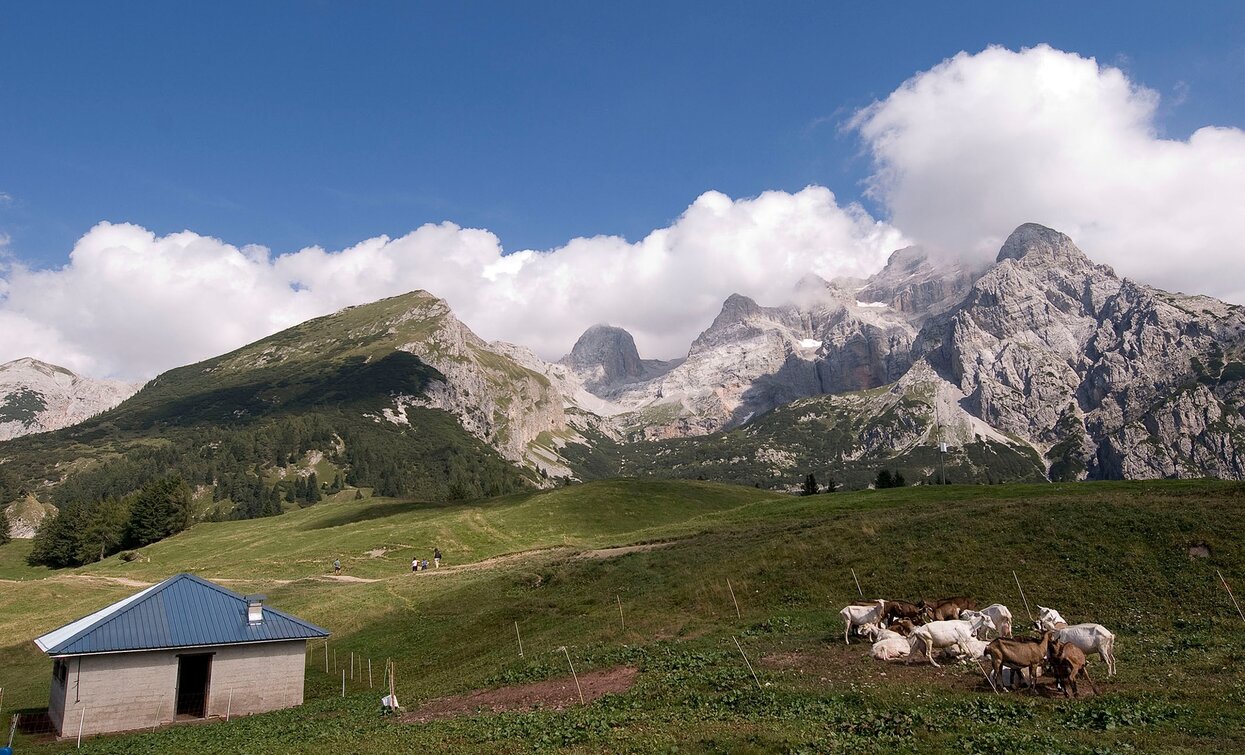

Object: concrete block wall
[53,640,309,737]
[205,640,307,720]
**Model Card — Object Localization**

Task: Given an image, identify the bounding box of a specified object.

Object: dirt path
[403,666,639,722]
[3,539,683,588]
[63,575,153,588]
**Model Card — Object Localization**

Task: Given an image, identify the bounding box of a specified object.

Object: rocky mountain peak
[995,223,1089,267]
[1,357,76,380]
[563,325,645,383]
[0,358,139,441]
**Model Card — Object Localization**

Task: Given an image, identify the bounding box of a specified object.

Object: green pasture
[0,479,1243,753]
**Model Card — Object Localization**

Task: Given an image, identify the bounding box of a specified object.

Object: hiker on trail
[333,558,341,575]
[421,559,429,571]
[434,548,442,568]
[411,557,418,573]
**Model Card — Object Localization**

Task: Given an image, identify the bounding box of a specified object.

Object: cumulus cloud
[850,44,1245,302]
[6,44,1244,381]
[0,188,903,379]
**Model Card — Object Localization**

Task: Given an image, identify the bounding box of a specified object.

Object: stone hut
[34,573,329,737]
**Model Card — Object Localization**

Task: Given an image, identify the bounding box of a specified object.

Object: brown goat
[883,600,922,624]
[1048,641,1096,698]
[986,631,1054,693]
[919,596,976,622]
[887,619,916,637]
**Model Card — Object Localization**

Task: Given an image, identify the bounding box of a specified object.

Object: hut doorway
[176,653,213,717]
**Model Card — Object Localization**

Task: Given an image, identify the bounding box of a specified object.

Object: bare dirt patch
[578,541,677,559]
[404,666,639,722]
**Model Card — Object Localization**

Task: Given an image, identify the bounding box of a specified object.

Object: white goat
[1050,623,1117,676]
[839,599,886,644]
[870,637,911,660]
[1036,605,1069,631]
[907,615,995,667]
[950,637,990,662]
[959,610,993,639]
[860,624,905,643]
[981,603,1013,638]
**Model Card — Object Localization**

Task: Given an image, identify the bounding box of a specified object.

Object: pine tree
[801,473,818,496]
[125,476,193,547]
[307,472,322,503]
[823,475,837,494]
[0,507,10,546]
[875,470,893,489]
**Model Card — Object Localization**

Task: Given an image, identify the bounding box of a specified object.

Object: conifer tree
[801,473,818,496]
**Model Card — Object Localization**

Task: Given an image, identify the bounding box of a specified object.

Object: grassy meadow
[1,479,1243,753]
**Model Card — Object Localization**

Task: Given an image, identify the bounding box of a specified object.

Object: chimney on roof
[246,595,266,624]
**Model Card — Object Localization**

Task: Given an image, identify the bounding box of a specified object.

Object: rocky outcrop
[931,223,1245,479]
[4,494,57,539]
[373,295,570,470]
[0,358,139,441]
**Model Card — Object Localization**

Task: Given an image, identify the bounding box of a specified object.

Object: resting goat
[887,620,916,637]
[839,599,886,644]
[986,631,1054,693]
[883,600,922,624]
[920,596,977,622]
[870,637,911,661]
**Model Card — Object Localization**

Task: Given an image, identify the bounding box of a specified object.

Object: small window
[53,659,68,685]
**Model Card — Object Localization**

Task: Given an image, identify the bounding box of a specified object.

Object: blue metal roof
[35,573,329,656]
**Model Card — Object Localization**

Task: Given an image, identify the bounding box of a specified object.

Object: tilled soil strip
[403,666,639,723]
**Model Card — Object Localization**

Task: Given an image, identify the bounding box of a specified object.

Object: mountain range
[3,222,1243,527]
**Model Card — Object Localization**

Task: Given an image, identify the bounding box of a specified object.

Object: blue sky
[2,3,1245,378]
[2,2,1242,269]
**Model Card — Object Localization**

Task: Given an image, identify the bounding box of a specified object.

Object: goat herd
[840,597,1118,697]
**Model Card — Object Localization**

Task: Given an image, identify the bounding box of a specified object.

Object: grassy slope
[0,479,1243,753]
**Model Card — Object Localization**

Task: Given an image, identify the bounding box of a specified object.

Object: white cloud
[0,188,904,379]
[6,44,1244,381]
[850,44,1245,302]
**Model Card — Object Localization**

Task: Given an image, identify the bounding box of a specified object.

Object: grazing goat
[959,610,995,639]
[1048,641,1096,697]
[870,637,911,660]
[907,615,994,667]
[883,600,922,624]
[1050,623,1117,676]
[978,604,1013,637]
[1035,605,1069,631]
[986,631,1054,693]
[840,599,886,644]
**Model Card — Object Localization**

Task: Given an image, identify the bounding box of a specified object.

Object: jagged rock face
[570,251,979,440]
[857,246,984,320]
[0,358,139,441]
[933,223,1245,479]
